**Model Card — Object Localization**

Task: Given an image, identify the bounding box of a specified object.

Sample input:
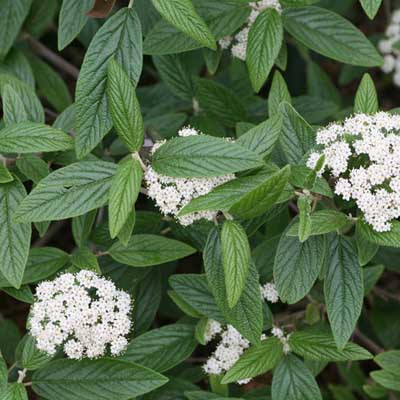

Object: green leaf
[297,195,312,242]
[179,166,290,217]
[58,0,93,50]
[289,331,372,361]
[354,73,378,114]
[2,84,28,125]
[236,114,282,158]
[363,265,384,294]
[109,234,196,267]
[3,285,34,304]
[0,180,31,289]
[72,210,97,248]
[287,210,351,237]
[324,235,364,349]
[356,218,400,248]
[32,359,168,400]
[0,351,6,391]
[274,232,326,304]
[2,383,28,400]
[282,6,383,67]
[279,102,315,164]
[0,122,73,153]
[21,335,51,371]
[204,227,263,344]
[24,0,58,38]
[222,337,283,383]
[117,210,136,247]
[28,56,72,113]
[152,135,264,178]
[268,70,291,117]
[0,0,32,60]
[356,232,378,267]
[0,49,34,88]
[169,290,203,318]
[221,220,251,308]
[370,370,400,392]
[15,161,118,223]
[71,247,101,273]
[359,0,382,19]
[75,7,143,158]
[375,350,400,370]
[0,163,13,184]
[120,324,197,373]
[16,155,49,185]
[247,9,283,92]
[271,355,322,400]
[107,59,144,152]
[151,0,216,50]
[109,159,143,238]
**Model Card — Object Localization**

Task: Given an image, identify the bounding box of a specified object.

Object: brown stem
[353,328,384,355]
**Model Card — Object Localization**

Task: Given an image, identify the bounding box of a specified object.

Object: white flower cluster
[219,0,282,61]
[260,282,279,303]
[379,10,400,86]
[29,271,132,359]
[271,326,291,354]
[145,127,234,226]
[307,112,400,232]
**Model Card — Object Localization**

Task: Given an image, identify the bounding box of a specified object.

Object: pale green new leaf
[359,0,382,19]
[289,331,372,361]
[75,7,143,158]
[31,359,168,400]
[221,220,251,308]
[0,122,73,153]
[354,73,378,114]
[268,70,291,116]
[15,161,118,223]
[0,179,31,289]
[271,355,322,400]
[58,0,93,50]
[109,158,143,238]
[109,234,196,267]
[247,8,283,92]
[152,135,264,178]
[107,60,144,152]
[282,6,383,67]
[222,337,283,383]
[151,0,216,50]
[324,235,364,349]
[2,84,28,125]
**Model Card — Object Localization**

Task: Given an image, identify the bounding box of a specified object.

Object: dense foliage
[0,0,400,399]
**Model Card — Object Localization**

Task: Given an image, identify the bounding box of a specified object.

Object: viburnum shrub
[1,0,400,399]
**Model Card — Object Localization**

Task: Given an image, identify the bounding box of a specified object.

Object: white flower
[29,271,132,359]
[204,319,223,343]
[307,112,400,232]
[272,326,291,354]
[145,127,235,226]
[260,282,279,303]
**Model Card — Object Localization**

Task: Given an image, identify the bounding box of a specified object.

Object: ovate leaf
[354,73,378,114]
[109,234,196,267]
[359,0,382,19]
[221,220,251,308]
[2,84,28,125]
[15,161,118,222]
[107,59,144,152]
[0,180,31,289]
[268,70,291,117]
[247,8,283,92]
[75,7,142,158]
[2,383,28,400]
[31,359,168,400]
[324,235,364,349]
[356,218,400,248]
[0,163,13,184]
[151,0,216,50]
[370,370,400,392]
[21,335,52,371]
[109,159,143,238]
[71,247,101,274]
[282,6,383,67]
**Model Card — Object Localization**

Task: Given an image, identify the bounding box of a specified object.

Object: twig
[353,328,384,355]
[373,287,400,303]
[33,220,68,247]
[26,36,80,79]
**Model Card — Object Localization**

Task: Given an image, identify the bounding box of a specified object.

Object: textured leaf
[15,161,118,223]
[221,220,251,308]
[204,227,263,344]
[2,84,28,125]
[289,331,372,361]
[21,335,51,371]
[32,359,168,400]
[0,122,73,153]
[359,0,382,19]
[0,351,6,391]
[324,235,364,349]
[152,135,264,178]
[24,0,58,38]
[247,9,283,91]
[356,219,400,248]
[107,59,144,152]
[109,234,196,267]
[271,355,322,400]
[121,324,197,372]
[75,8,143,158]
[282,6,382,67]
[16,155,49,185]
[0,180,31,289]
[222,337,283,383]
[72,210,97,248]
[2,383,28,400]
[375,350,400,370]
[274,232,326,304]
[0,0,32,60]
[268,70,291,117]
[58,0,93,50]
[354,73,378,114]
[0,48,35,88]
[279,102,315,164]
[109,159,143,238]
[71,247,101,273]
[370,370,400,392]
[0,163,13,184]
[152,0,216,50]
